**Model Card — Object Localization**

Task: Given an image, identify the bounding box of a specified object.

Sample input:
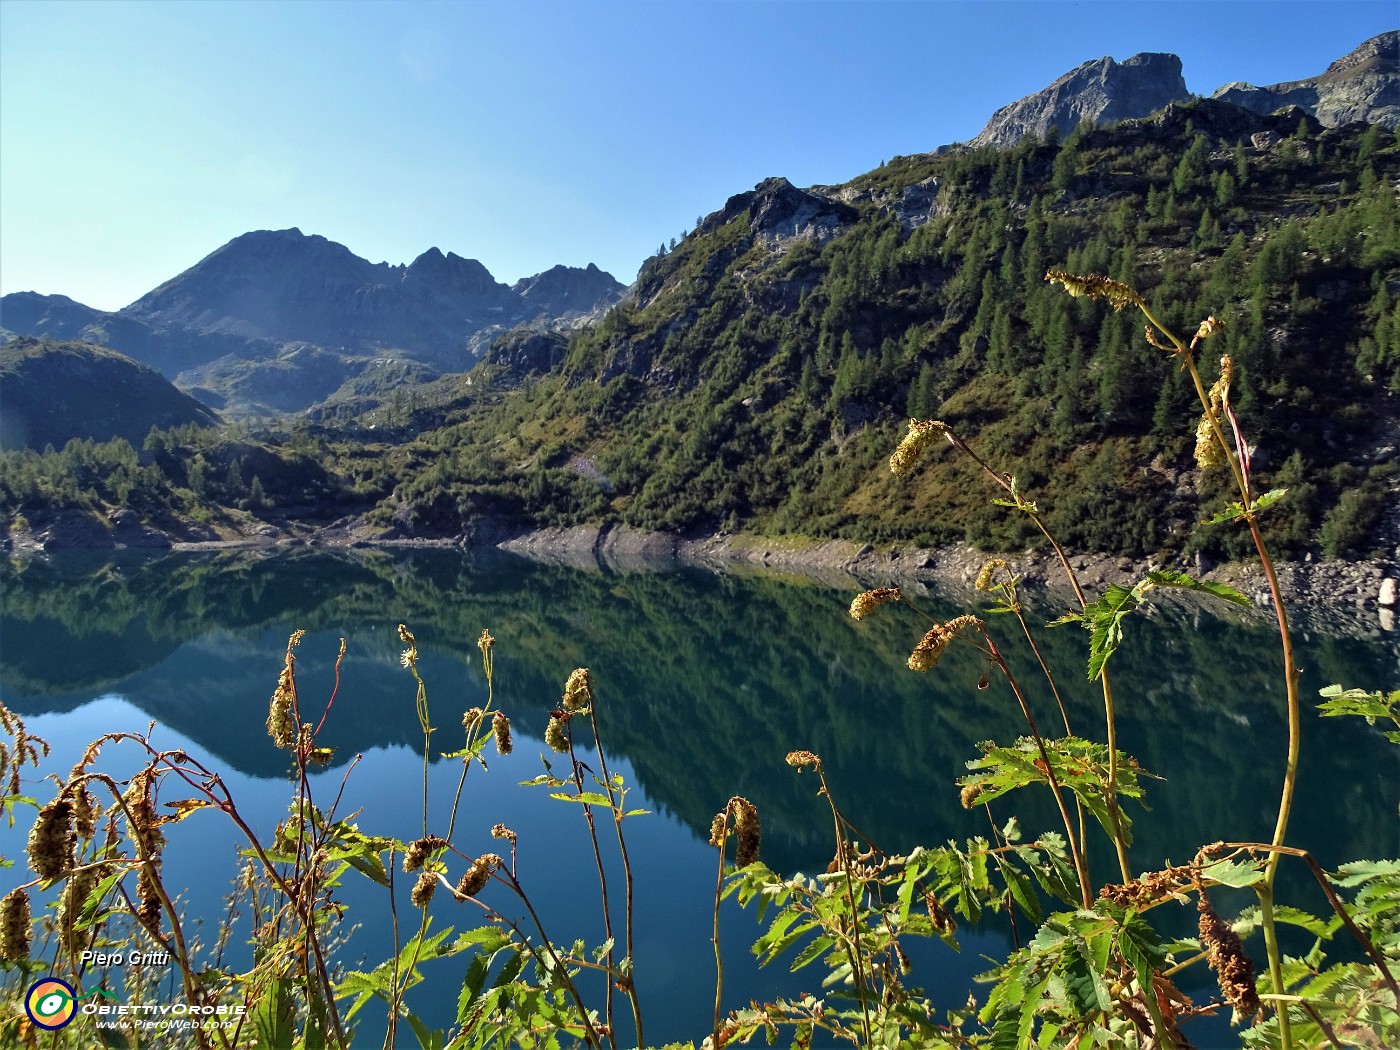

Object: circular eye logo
[25,978,77,1030]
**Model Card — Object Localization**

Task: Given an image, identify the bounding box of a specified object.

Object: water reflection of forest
[2,548,1396,875]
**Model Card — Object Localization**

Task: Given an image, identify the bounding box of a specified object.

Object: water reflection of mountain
[2,549,1396,875]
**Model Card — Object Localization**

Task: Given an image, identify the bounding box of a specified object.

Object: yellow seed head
[974,559,1009,592]
[1194,414,1223,470]
[477,629,495,655]
[267,666,296,750]
[959,784,983,809]
[1,888,31,963]
[849,587,902,621]
[890,419,948,477]
[28,796,76,880]
[562,668,592,711]
[1195,315,1225,341]
[492,712,513,756]
[544,715,571,754]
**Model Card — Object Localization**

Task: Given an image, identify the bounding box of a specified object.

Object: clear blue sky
[1,0,1395,312]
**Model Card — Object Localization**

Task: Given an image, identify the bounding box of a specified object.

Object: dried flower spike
[0,888,31,963]
[411,870,438,908]
[785,750,823,772]
[403,835,449,873]
[924,891,957,936]
[1196,878,1262,1023]
[28,796,76,880]
[562,668,592,711]
[908,615,983,673]
[849,587,902,621]
[959,783,983,810]
[477,629,495,655]
[890,419,949,477]
[462,707,485,732]
[1044,270,1144,312]
[455,853,502,900]
[492,712,513,756]
[490,823,516,847]
[730,797,761,867]
[544,715,571,754]
[137,862,162,934]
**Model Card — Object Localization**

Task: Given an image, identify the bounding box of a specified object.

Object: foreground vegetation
[2,269,1397,1048]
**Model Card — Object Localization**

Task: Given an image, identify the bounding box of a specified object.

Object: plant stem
[711,811,729,1040]
[587,704,644,1050]
[982,635,1093,907]
[1139,301,1302,1049]
[816,768,874,1046]
[569,739,618,1050]
[946,429,1131,879]
[1098,671,1133,883]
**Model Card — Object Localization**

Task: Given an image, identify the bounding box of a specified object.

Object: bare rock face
[697,177,858,247]
[970,52,1191,148]
[485,329,570,380]
[1212,32,1399,129]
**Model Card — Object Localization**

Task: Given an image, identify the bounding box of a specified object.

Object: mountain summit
[1212,31,1400,129]
[969,52,1190,148]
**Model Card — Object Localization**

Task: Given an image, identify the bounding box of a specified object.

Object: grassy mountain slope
[371,101,1399,560]
[0,337,220,451]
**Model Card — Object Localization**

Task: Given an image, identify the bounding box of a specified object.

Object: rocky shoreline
[7,511,1397,639]
[493,522,1399,635]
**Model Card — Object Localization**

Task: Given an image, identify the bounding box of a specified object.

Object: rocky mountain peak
[699,176,858,247]
[969,52,1191,149]
[1211,31,1399,129]
[511,264,625,319]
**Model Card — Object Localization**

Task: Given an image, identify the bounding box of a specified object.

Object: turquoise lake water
[2,548,1396,1046]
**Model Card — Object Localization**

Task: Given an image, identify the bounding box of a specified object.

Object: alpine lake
[2,546,1396,1047]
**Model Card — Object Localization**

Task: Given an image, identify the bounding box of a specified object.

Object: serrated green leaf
[549,791,614,806]
[1143,569,1251,607]
[789,934,837,971]
[407,1012,444,1050]
[1200,857,1266,889]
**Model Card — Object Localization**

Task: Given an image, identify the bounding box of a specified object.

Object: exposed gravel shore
[8,512,1397,643]
[494,523,1399,640]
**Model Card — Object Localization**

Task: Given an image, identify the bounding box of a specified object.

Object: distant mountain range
[1,232,624,417]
